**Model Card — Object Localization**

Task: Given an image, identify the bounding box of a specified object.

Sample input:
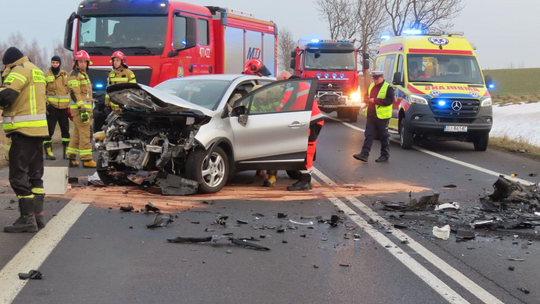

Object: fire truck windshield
[304,51,356,71]
[78,16,167,55]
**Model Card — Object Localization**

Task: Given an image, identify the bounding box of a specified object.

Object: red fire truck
[64,0,278,127]
[290,39,362,122]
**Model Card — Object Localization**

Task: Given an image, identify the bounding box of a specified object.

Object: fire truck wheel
[349,108,359,123]
[473,134,489,151]
[399,119,414,149]
[337,109,347,118]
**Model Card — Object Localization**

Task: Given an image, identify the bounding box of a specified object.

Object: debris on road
[146,213,174,228]
[214,215,228,226]
[456,230,475,240]
[289,219,313,226]
[142,202,160,213]
[434,202,460,211]
[517,287,530,294]
[237,220,249,225]
[432,225,450,240]
[18,270,43,280]
[443,184,457,188]
[120,205,134,212]
[88,172,106,187]
[507,257,525,262]
[407,192,440,211]
[4,206,16,210]
[277,212,288,218]
[167,233,270,251]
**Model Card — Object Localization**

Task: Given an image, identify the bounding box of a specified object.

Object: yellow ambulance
[374,31,494,151]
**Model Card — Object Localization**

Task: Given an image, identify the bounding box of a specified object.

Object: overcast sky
[1,0,538,69]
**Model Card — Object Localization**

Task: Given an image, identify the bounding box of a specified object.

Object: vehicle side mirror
[290,51,297,58]
[231,105,246,117]
[485,75,495,90]
[290,58,296,70]
[64,12,78,51]
[392,72,403,86]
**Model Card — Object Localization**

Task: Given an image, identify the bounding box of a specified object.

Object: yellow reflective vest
[44,68,69,109]
[105,67,136,107]
[366,82,393,119]
[0,56,48,137]
[68,67,93,115]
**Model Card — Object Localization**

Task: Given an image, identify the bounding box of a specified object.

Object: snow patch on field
[491,102,540,146]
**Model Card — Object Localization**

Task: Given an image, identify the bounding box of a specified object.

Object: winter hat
[51,55,62,66]
[2,47,24,65]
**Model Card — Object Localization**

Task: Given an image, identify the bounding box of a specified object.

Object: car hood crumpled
[107,83,213,116]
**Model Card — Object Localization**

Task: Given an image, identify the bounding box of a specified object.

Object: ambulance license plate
[444,126,468,132]
[323,105,338,108]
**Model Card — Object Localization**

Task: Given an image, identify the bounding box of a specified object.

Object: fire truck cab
[290,39,362,122]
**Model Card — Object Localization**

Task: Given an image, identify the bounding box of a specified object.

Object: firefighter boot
[83,160,97,168]
[263,174,277,187]
[34,194,46,229]
[286,173,312,191]
[62,141,69,159]
[4,197,38,233]
[44,142,56,160]
[69,154,79,168]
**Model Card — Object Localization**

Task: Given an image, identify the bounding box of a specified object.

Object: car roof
[159,74,276,84]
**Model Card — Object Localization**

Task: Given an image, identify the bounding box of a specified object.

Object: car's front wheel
[186,147,229,194]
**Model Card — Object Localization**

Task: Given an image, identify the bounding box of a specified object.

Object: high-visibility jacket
[366,82,392,119]
[44,68,69,109]
[0,56,48,137]
[105,67,136,107]
[68,67,93,113]
[277,82,311,112]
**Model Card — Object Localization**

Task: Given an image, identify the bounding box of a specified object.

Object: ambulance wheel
[349,108,359,123]
[286,170,301,180]
[473,134,489,151]
[399,119,414,149]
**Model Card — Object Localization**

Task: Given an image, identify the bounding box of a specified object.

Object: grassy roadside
[489,136,540,160]
[483,68,540,105]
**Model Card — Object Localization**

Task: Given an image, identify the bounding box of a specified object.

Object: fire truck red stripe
[409,48,473,55]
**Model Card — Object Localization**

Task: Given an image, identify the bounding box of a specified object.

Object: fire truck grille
[318,82,345,91]
[430,98,480,117]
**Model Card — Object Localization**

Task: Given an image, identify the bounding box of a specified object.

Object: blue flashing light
[438,100,446,106]
[488,84,495,89]
[181,40,187,45]
[381,35,391,41]
[403,29,423,35]
[332,73,337,79]
[324,73,329,78]
[95,83,104,89]
[340,73,345,79]
[316,73,322,78]
[310,39,320,43]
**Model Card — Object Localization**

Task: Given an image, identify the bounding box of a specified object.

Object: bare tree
[409,0,464,32]
[26,39,49,71]
[316,0,360,39]
[384,0,412,36]
[278,28,296,73]
[52,40,74,71]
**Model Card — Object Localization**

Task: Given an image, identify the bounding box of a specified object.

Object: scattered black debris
[260,234,266,238]
[517,287,530,294]
[167,233,270,251]
[156,174,198,195]
[508,266,515,271]
[300,234,307,238]
[282,240,288,244]
[4,206,16,210]
[191,221,200,224]
[456,230,476,240]
[508,257,525,262]
[237,220,249,225]
[202,201,214,205]
[529,173,538,177]
[205,228,215,232]
[9,199,16,204]
[407,192,440,211]
[401,240,409,245]
[277,212,288,219]
[142,202,160,213]
[18,270,43,280]
[147,213,174,228]
[394,224,408,229]
[313,265,319,269]
[214,215,228,226]
[276,225,286,233]
[122,190,129,195]
[120,205,134,212]
[82,236,92,239]
[444,184,457,188]
[129,226,133,229]
[330,215,339,227]
[339,263,350,267]
[252,213,265,217]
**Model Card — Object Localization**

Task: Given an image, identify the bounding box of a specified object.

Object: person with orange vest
[353,71,394,163]
[1,47,49,233]
[105,51,136,115]
[66,50,96,168]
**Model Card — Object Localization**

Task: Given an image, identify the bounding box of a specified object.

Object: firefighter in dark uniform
[1,47,49,233]
[353,71,394,163]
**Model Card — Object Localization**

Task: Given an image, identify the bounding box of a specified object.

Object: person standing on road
[43,55,70,160]
[105,51,136,116]
[1,47,49,233]
[66,50,96,168]
[353,71,394,163]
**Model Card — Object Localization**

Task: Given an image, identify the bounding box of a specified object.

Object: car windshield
[304,51,356,71]
[407,54,484,84]
[78,16,167,55]
[154,79,231,110]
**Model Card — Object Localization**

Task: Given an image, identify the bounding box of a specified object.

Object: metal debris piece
[517,287,530,294]
[277,212,288,219]
[276,225,286,233]
[156,174,198,196]
[147,213,174,228]
[142,202,160,213]
[214,215,228,226]
[167,233,270,251]
[127,170,159,185]
[237,220,249,225]
[456,230,476,240]
[407,192,440,211]
[289,219,313,226]
[393,224,408,229]
[507,257,525,262]
[434,202,460,211]
[339,263,350,267]
[443,184,457,188]
[120,205,134,212]
[18,270,43,280]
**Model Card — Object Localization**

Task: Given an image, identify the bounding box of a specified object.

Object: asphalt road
[1,113,539,304]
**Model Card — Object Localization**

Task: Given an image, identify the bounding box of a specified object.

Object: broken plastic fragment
[432,225,450,240]
[147,213,173,228]
[237,220,249,225]
[443,184,457,188]
[507,257,525,262]
[18,270,43,280]
[214,215,228,226]
[143,202,160,213]
[289,219,313,226]
[120,205,134,212]
[517,287,530,294]
[277,212,288,219]
[456,230,476,240]
[434,202,460,211]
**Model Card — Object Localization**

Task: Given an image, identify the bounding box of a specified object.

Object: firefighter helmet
[111,51,128,67]
[73,50,92,68]
[243,59,271,76]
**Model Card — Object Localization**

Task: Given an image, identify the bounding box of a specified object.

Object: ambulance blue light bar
[311,39,320,43]
[380,35,391,41]
[403,29,423,35]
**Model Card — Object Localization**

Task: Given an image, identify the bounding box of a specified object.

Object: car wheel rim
[201,152,225,188]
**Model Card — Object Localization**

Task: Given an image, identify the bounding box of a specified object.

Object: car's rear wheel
[473,134,489,151]
[399,119,414,149]
[187,147,229,194]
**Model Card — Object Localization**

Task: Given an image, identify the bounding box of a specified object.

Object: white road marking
[312,167,504,304]
[0,197,91,303]
[324,115,534,185]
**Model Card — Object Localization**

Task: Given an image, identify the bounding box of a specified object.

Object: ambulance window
[383,54,396,80]
[396,55,404,84]
[374,56,385,72]
[198,19,209,46]
[173,16,187,49]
